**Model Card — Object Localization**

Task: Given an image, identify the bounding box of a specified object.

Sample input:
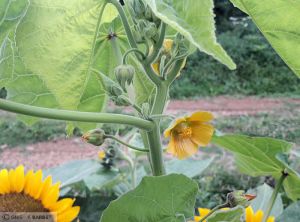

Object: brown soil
[0,96,299,170]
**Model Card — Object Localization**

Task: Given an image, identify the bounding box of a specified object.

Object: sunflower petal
[267,216,275,222]
[42,182,60,209]
[188,111,214,122]
[245,206,254,222]
[40,176,53,200]
[254,210,264,222]
[0,169,10,194]
[50,198,75,214]
[56,206,80,222]
[14,165,25,193]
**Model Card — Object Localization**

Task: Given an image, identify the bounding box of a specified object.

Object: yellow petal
[267,216,275,222]
[167,136,198,159]
[152,62,160,75]
[0,169,10,194]
[14,165,25,193]
[56,206,80,222]
[188,111,214,122]
[40,176,53,201]
[8,169,16,192]
[198,208,211,217]
[24,170,34,195]
[164,117,186,138]
[190,123,214,146]
[254,210,264,222]
[50,198,75,214]
[245,206,254,222]
[30,170,44,199]
[42,182,60,209]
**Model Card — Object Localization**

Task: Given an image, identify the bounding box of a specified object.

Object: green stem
[166,58,186,84]
[263,171,288,222]
[110,34,123,65]
[146,121,165,176]
[108,0,138,50]
[199,203,229,222]
[105,135,149,152]
[151,82,169,115]
[145,23,166,65]
[123,48,146,64]
[0,99,154,131]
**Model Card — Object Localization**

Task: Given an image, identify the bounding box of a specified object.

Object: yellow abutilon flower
[193,207,275,222]
[164,111,214,159]
[0,165,80,222]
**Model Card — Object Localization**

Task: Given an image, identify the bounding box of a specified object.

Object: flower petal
[191,123,214,146]
[164,117,186,138]
[0,169,10,194]
[167,136,198,159]
[245,206,254,222]
[56,206,80,222]
[14,165,25,193]
[188,111,214,122]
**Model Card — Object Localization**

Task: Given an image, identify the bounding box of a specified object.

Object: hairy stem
[146,121,166,176]
[0,99,154,131]
[263,171,288,222]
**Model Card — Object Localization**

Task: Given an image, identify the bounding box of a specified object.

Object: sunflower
[164,111,214,159]
[193,207,275,222]
[0,165,79,222]
[245,206,275,222]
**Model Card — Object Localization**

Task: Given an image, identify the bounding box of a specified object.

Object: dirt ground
[0,96,299,169]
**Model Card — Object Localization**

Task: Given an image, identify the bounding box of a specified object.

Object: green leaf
[100,174,198,222]
[207,207,244,222]
[166,157,213,178]
[278,201,300,222]
[248,183,283,217]
[230,0,300,77]
[44,159,101,188]
[212,135,300,201]
[0,0,119,131]
[145,0,236,70]
[84,169,121,191]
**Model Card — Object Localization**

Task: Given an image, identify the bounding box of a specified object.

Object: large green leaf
[166,157,213,178]
[230,0,300,77]
[44,159,101,188]
[145,0,236,70]
[0,0,119,130]
[100,174,198,222]
[278,201,300,222]
[207,207,244,222]
[212,135,300,201]
[248,183,283,217]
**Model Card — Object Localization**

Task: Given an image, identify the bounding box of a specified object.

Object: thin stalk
[123,48,146,64]
[108,0,138,50]
[146,121,165,176]
[105,135,149,152]
[110,35,123,65]
[263,172,288,222]
[199,203,229,222]
[0,99,154,131]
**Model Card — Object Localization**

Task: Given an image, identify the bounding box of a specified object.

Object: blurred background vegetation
[170,0,300,98]
[0,1,299,221]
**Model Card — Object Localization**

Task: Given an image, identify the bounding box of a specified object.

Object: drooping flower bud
[82,129,106,146]
[112,95,132,106]
[114,64,135,92]
[226,190,256,208]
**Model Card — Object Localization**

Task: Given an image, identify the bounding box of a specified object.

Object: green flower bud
[144,22,158,39]
[82,129,106,146]
[132,0,146,19]
[114,64,135,92]
[226,190,256,208]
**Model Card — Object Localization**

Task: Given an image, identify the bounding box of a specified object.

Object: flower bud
[114,64,135,92]
[132,0,146,19]
[82,129,106,146]
[226,190,256,208]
